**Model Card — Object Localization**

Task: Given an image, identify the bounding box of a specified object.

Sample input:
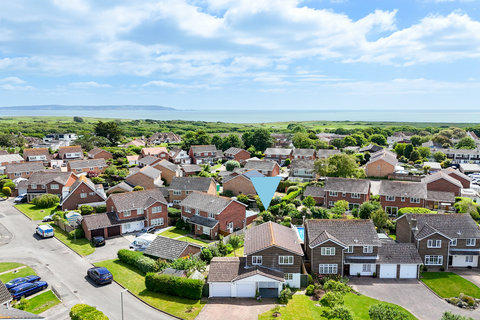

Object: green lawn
[159,228,189,239]
[21,290,61,314]
[177,236,210,247]
[421,272,480,298]
[211,164,222,170]
[259,293,417,320]
[0,265,37,283]
[94,259,206,320]
[226,246,245,257]
[15,204,58,221]
[49,224,95,256]
[0,262,24,273]
[389,234,397,240]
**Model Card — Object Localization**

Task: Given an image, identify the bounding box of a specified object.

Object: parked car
[90,236,105,247]
[9,281,48,300]
[87,267,113,285]
[42,214,55,222]
[36,225,54,238]
[129,233,156,251]
[135,226,156,237]
[14,193,27,203]
[5,275,41,290]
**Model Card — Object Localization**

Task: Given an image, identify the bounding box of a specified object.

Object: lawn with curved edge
[421,272,480,298]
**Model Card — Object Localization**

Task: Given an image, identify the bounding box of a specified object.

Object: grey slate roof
[107,182,134,193]
[442,167,471,182]
[244,221,304,256]
[367,149,398,166]
[292,149,315,157]
[138,155,160,166]
[0,280,12,305]
[377,243,423,264]
[82,212,145,230]
[68,159,107,170]
[108,188,167,212]
[180,191,242,213]
[88,148,111,156]
[324,177,370,194]
[306,219,381,248]
[222,169,264,183]
[137,166,162,179]
[207,257,285,283]
[304,186,325,198]
[0,307,44,319]
[264,148,293,156]
[191,145,218,154]
[359,144,383,153]
[244,160,278,171]
[316,149,340,158]
[158,187,169,199]
[168,177,214,192]
[290,159,315,170]
[426,191,455,203]
[188,215,219,228]
[378,180,427,198]
[224,147,249,156]
[155,160,179,172]
[5,162,44,173]
[28,171,73,185]
[421,171,463,188]
[144,236,202,260]
[181,164,202,173]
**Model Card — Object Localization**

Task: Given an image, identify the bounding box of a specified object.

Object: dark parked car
[135,226,156,237]
[5,275,41,290]
[87,267,113,285]
[9,281,48,300]
[90,236,105,247]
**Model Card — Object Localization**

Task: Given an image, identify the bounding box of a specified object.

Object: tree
[311,207,329,219]
[228,235,243,257]
[314,154,359,178]
[243,129,274,152]
[434,151,446,162]
[369,134,387,146]
[371,209,388,230]
[331,138,344,149]
[343,136,357,147]
[80,205,94,215]
[73,116,84,123]
[211,134,223,150]
[394,143,406,157]
[409,150,421,162]
[432,134,452,146]
[410,135,422,147]
[423,165,431,174]
[284,158,291,166]
[133,186,145,191]
[351,133,366,146]
[359,201,381,219]
[222,134,243,150]
[2,187,11,197]
[95,121,123,146]
[417,146,431,159]
[303,195,316,208]
[225,160,240,171]
[456,137,476,149]
[333,200,349,213]
[403,144,414,159]
[293,132,313,149]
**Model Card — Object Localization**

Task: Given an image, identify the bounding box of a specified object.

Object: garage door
[236,283,255,298]
[400,264,417,278]
[91,229,104,238]
[380,264,397,278]
[211,283,231,297]
[107,225,121,237]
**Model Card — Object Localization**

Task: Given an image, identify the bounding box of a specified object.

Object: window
[14,172,21,177]
[425,255,443,265]
[51,184,59,190]
[99,167,103,170]
[321,247,336,256]
[137,208,144,215]
[346,246,354,253]
[76,169,82,173]
[173,200,181,204]
[319,264,338,274]
[173,190,181,196]
[195,209,200,215]
[401,197,405,202]
[197,225,200,230]
[410,198,420,204]
[31,184,37,189]
[151,218,164,226]
[362,264,372,272]
[427,240,441,248]
[467,239,476,246]
[377,165,381,170]
[252,256,262,265]
[465,256,474,263]
[124,210,131,217]
[185,191,191,195]
[351,193,360,199]
[328,201,335,207]
[329,191,338,197]
[89,167,94,171]
[363,246,373,253]
[208,212,215,219]
[80,193,87,198]
[284,273,293,281]
[152,206,162,213]
[450,239,457,246]
[111,206,114,212]
[41,184,46,189]
[386,196,395,201]
[185,207,191,213]
[89,192,95,196]
[342,192,346,197]
[279,256,294,265]
[227,222,233,229]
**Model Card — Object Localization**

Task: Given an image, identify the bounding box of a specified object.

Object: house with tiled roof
[168,177,217,206]
[223,169,264,196]
[396,213,480,270]
[442,167,471,189]
[324,177,370,209]
[57,146,83,162]
[359,144,383,154]
[125,166,163,190]
[23,148,51,165]
[137,155,161,167]
[223,147,251,163]
[141,147,169,159]
[147,132,182,145]
[26,171,77,202]
[144,237,202,261]
[0,279,12,307]
[243,160,280,177]
[60,175,106,210]
[379,180,427,216]
[106,182,134,195]
[169,148,191,164]
[316,149,340,159]
[126,155,141,165]
[180,191,247,239]
[291,148,316,160]
[188,145,223,164]
[421,171,463,196]
[0,150,8,156]
[289,159,318,182]
[303,186,325,205]
[4,162,44,180]
[123,139,145,148]
[152,160,181,185]
[264,148,292,165]
[67,159,107,175]
[0,154,24,175]
[180,163,202,176]
[365,149,398,177]
[87,148,112,161]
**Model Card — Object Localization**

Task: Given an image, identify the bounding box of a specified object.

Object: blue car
[5,275,41,290]
[9,281,48,300]
[87,267,113,285]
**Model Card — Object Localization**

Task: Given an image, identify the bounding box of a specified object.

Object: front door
[449,256,453,266]
[343,264,350,276]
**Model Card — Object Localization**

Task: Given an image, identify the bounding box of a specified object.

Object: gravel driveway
[349,277,478,320]
[196,298,277,320]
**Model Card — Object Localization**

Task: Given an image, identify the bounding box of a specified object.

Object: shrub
[136,255,159,273]
[117,249,143,265]
[368,303,410,320]
[441,311,476,320]
[69,228,85,239]
[32,194,59,208]
[145,273,204,300]
[226,243,234,254]
[282,190,301,202]
[201,248,213,263]
[279,287,292,304]
[200,234,211,240]
[322,291,344,306]
[306,284,315,296]
[3,182,15,189]
[397,207,435,217]
[286,186,299,194]
[225,160,240,171]
[323,280,350,294]
[14,297,30,310]
[327,305,354,320]
[69,304,109,320]
[132,186,145,191]
[2,187,11,197]
[175,219,186,229]
[79,205,94,215]
[95,204,106,213]
[170,256,206,273]
[91,177,105,184]
[308,274,313,285]
[271,195,282,206]
[236,194,250,205]
[222,189,234,197]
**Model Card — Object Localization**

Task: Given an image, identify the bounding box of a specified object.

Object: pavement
[349,277,478,320]
[0,199,174,320]
[195,298,277,320]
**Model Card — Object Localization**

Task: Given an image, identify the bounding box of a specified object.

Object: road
[0,199,174,320]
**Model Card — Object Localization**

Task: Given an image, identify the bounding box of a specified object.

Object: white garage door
[236,283,255,297]
[380,264,397,278]
[211,283,231,297]
[400,264,417,278]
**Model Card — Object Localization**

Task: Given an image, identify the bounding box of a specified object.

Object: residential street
[0,199,174,320]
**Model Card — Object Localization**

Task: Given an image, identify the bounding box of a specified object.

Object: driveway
[196,298,277,320]
[85,236,130,263]
[349,277,478,320]
[451,269,480,287]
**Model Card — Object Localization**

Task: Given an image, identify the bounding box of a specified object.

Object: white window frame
[465,255,474,263]
[99,166,103,170]
[41,184,46,189]
[329,191,338,197]
[208,212,215,219]
[137,208,144,215]
[467,239,476,246]
[319,264,338,274]
[345,246,354,253]
[279,256,294,265]
[252,256,262,265]
[227,222,233,229]
[173,200,181,204]
[363,246,373,253]
[450,239,457,246]
[195,209,200,215]
[328,201,335,207]
[362,264,371,272]
[342,192,346,197]
[152,206,162,213]
[284,273,293,281]
[410,197,420,204]
[80,193,87,198]
[89,192,95,196]
[386,195,395,201]
[124,210,131,217]
[321,247,336,256]
[184,207,191,213]
[427,240,441,248]
[51,184,59,190]
[31,183,37,189]
[351,193,360,199]
[151,218,164,226]
[425,255,443,266]
[173,190,181,196]
[401,196,405,202]
[14,172,21,177]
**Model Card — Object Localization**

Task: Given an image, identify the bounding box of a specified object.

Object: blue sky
[1,0,479,110]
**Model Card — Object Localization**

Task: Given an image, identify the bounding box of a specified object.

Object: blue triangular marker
[250,177,282,211]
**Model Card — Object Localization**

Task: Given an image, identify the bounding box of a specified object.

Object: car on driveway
[42,213,55,222]
[87,267,113,285]
[135,226,156,237]
[90,236,105,247]
[9,281,48,300]
[14,193,27,203]
[5,275,41,290]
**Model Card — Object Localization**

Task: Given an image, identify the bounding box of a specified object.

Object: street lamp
[121,289,128,320]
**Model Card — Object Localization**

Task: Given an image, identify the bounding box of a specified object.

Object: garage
[379,264,397,278]
[107,225,121,237]
[121,221,144,234]
[236,282,255,298]
[400,264,418,278]
[90,228,105,238]
[211,283,231,297]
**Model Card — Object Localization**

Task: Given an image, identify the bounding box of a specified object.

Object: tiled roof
[367,149,398,166]
[169,177,214,192]
[142,147,168,155]
[180,191,239,213]
[324,177,370,194]
[23,148,49,157]
[378,180,427,198]
[207,257,285,283]
[244,222,303,256]
[107,182,134,193]
[316,149,340,158]
[442,167,471,182]
[126,166,162,181]
[124,140,145,147]
[0,150,8,155]
[5,162,44,173]
[290,159,315,170]
[188,215,219,228]
[311,230,346,247]
[402,213,480,239]
[158,186,169,199]
[359,144,383,153]
[180,164,202,173]
[421,171,463,188]
[426,191,455,203]
[223,169,264,183]
[224,147,249,156]
[126,155,141,161]
[292,149,315,156]
[60,175,106,205]
[154,159,179,172]
[68,159,106,170]
[147,132,181,143]
[191,145,218,153]
[306,219,381,248]
[144,236,202,260]
[0,280,12,305]
[88,148,111,156]
[0,307,44,319]
[244,160,277,171]
[264,148,293,156]
[109,188,167,212]
[138,155,160,166]
[58,146,83,158]
[414,223,444,240]
[0,154,24,163]
[28,171,74,186]
[304,186,325,198]
[377,243,422,264]
[82,212,145,230]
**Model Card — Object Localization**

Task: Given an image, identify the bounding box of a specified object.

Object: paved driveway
[196,298,277,320]
[85,236,130,263]
[349,277,478,320]
[452,269,480,288]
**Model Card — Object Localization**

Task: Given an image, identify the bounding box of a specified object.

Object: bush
[279,287,292,304]
[117,249,143,265]
[222,189,234,197]
[286,186,299,194]
[79,205,94,215]
[169,256,207,273]
[175,219,186,229]
[2,187,11,197]
[91,177,105,184]
[441,311,476,320]
[168,207,181,217]
[327,305,354,320]
[226,244,234,254]
[324,280,350,294]
[397,207,435,217]
[322,291,344,306]
[69,304,109,320]
[282,190,301,202]
[145,273,204,300]
[136,255,159,273]
[3,181,15,189]
[133,186,145,191]
[306,284,315,296]
[225,160,240,171]
[236,194,250,205]
[200,248,213,263]
[308,274,313,285]
[69,228,85,239]
[32,194,60,208]
[14,297,30,310]
[95,204,106,213]
[200,234,211,240]
[368,303,410,320]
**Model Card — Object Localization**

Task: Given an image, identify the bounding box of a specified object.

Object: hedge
[282,189,301,202]
[32,194,59,208]
[145,273,204,300]
[117,249,162,273]
[69,304,109,320]
[117,249,143,265]
[397,207,436,217]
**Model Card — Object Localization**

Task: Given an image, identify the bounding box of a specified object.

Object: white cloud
[0,77,27,84]
[142,80,215,89]
[0,84,34,91]
[69,82,112,88]
[276,64,289,70]
[258,88,285,93]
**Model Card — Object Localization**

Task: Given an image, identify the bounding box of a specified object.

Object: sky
[0,0,479,111]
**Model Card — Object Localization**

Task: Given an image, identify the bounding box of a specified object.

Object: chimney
[411,218,417,230]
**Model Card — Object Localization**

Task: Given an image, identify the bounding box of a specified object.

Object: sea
[1,108,479,124]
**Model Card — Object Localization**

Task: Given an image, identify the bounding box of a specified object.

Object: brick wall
[180,244,202,258]
[418,234,450,270]
[325,191,368,208]
[223,176,257,196]
[145,202,168,229]
[89,151,112,160]
[126,173,158,190]
[245,247,302,273]
[380,195,425,211]
[447,173,470,189]
[366,159,395,177]
[310,241,344,275]
[61,183,105,210]
[233,150,251,162]
[425,179,462,197]
[154,164,177,185]
[68,165,106,175]
[395,217,413,243]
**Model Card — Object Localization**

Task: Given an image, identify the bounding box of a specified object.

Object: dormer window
[450,239,457,246]
[363,246,373,253]
[467,239,476,246]
[386,196,395,201]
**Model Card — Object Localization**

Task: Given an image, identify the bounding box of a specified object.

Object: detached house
[23,148,51,166]
[422,171,463,197]
[365,149,397,177]
[291,149,316,160]
[180,164,202,176]
[87,148,112,160]
[189,145,223,164]
[67,159,106,175]
[168,177,217,206]
[244,160,280,177]
[57,146,83,162]
[289,159,318,182]
[180,192,247,239]
[379,181,427,216]
[224,147,251,163]
[141,147,169,159]
[324,177,370,209]
[223,169,264,196]
[396,214,480,270]
[152,160,181,185]
[60,175,106,210]
[316,149,340,159]
[147,132,181,145]
[137,155,161,168]
[26,171,77,202]
[0,154,24,175]
[169,148,191,164]
[442,167,471,189]
[264,148,292,165]
[125,166,163,190]
[5,162,44,180]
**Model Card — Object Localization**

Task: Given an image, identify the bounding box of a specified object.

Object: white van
[36,225,54,238]
[129,233,156,251]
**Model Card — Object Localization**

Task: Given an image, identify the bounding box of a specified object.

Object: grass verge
[421,272,480,298]
[94,259,206,320]
[158,228,189,239]
[177,236,210,247]
[15,204,58,221]
[49,224,95,256]
[0,266,37,283]
[21,290,61,314]
[0,262,24,273]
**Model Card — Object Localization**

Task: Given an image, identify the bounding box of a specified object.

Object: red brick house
[264,148,293,165]
[5,162,44,180]
[137,155,161,168]
[67,159,107,175]
[291,149,316,160]
[0,154,24,175]
[365,149,397,178]
[87,148,112,160]
[60,175,106,210]
[26,171,77,202]
[189,145,223,164]
[223,147,251,163]
[442,167,471,189]
[303,186,324,205]
[147,132,182,145]
[324,177,370,209]
[422,171,463,197]
[125,166,163,190]
[168,177,217,206]
[57,146,83,162]
[152,160,181,185]
[180,164,202,176]
[379,180,427,216]
[180,191,247,239]
[223,169,264,196]
[141,147,169,160]
[244,160,280,177]
[23,148,52,166]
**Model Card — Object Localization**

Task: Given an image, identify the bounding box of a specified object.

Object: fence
[55,220,74,232]
[387,174,424,181]
[191,228,246,259]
